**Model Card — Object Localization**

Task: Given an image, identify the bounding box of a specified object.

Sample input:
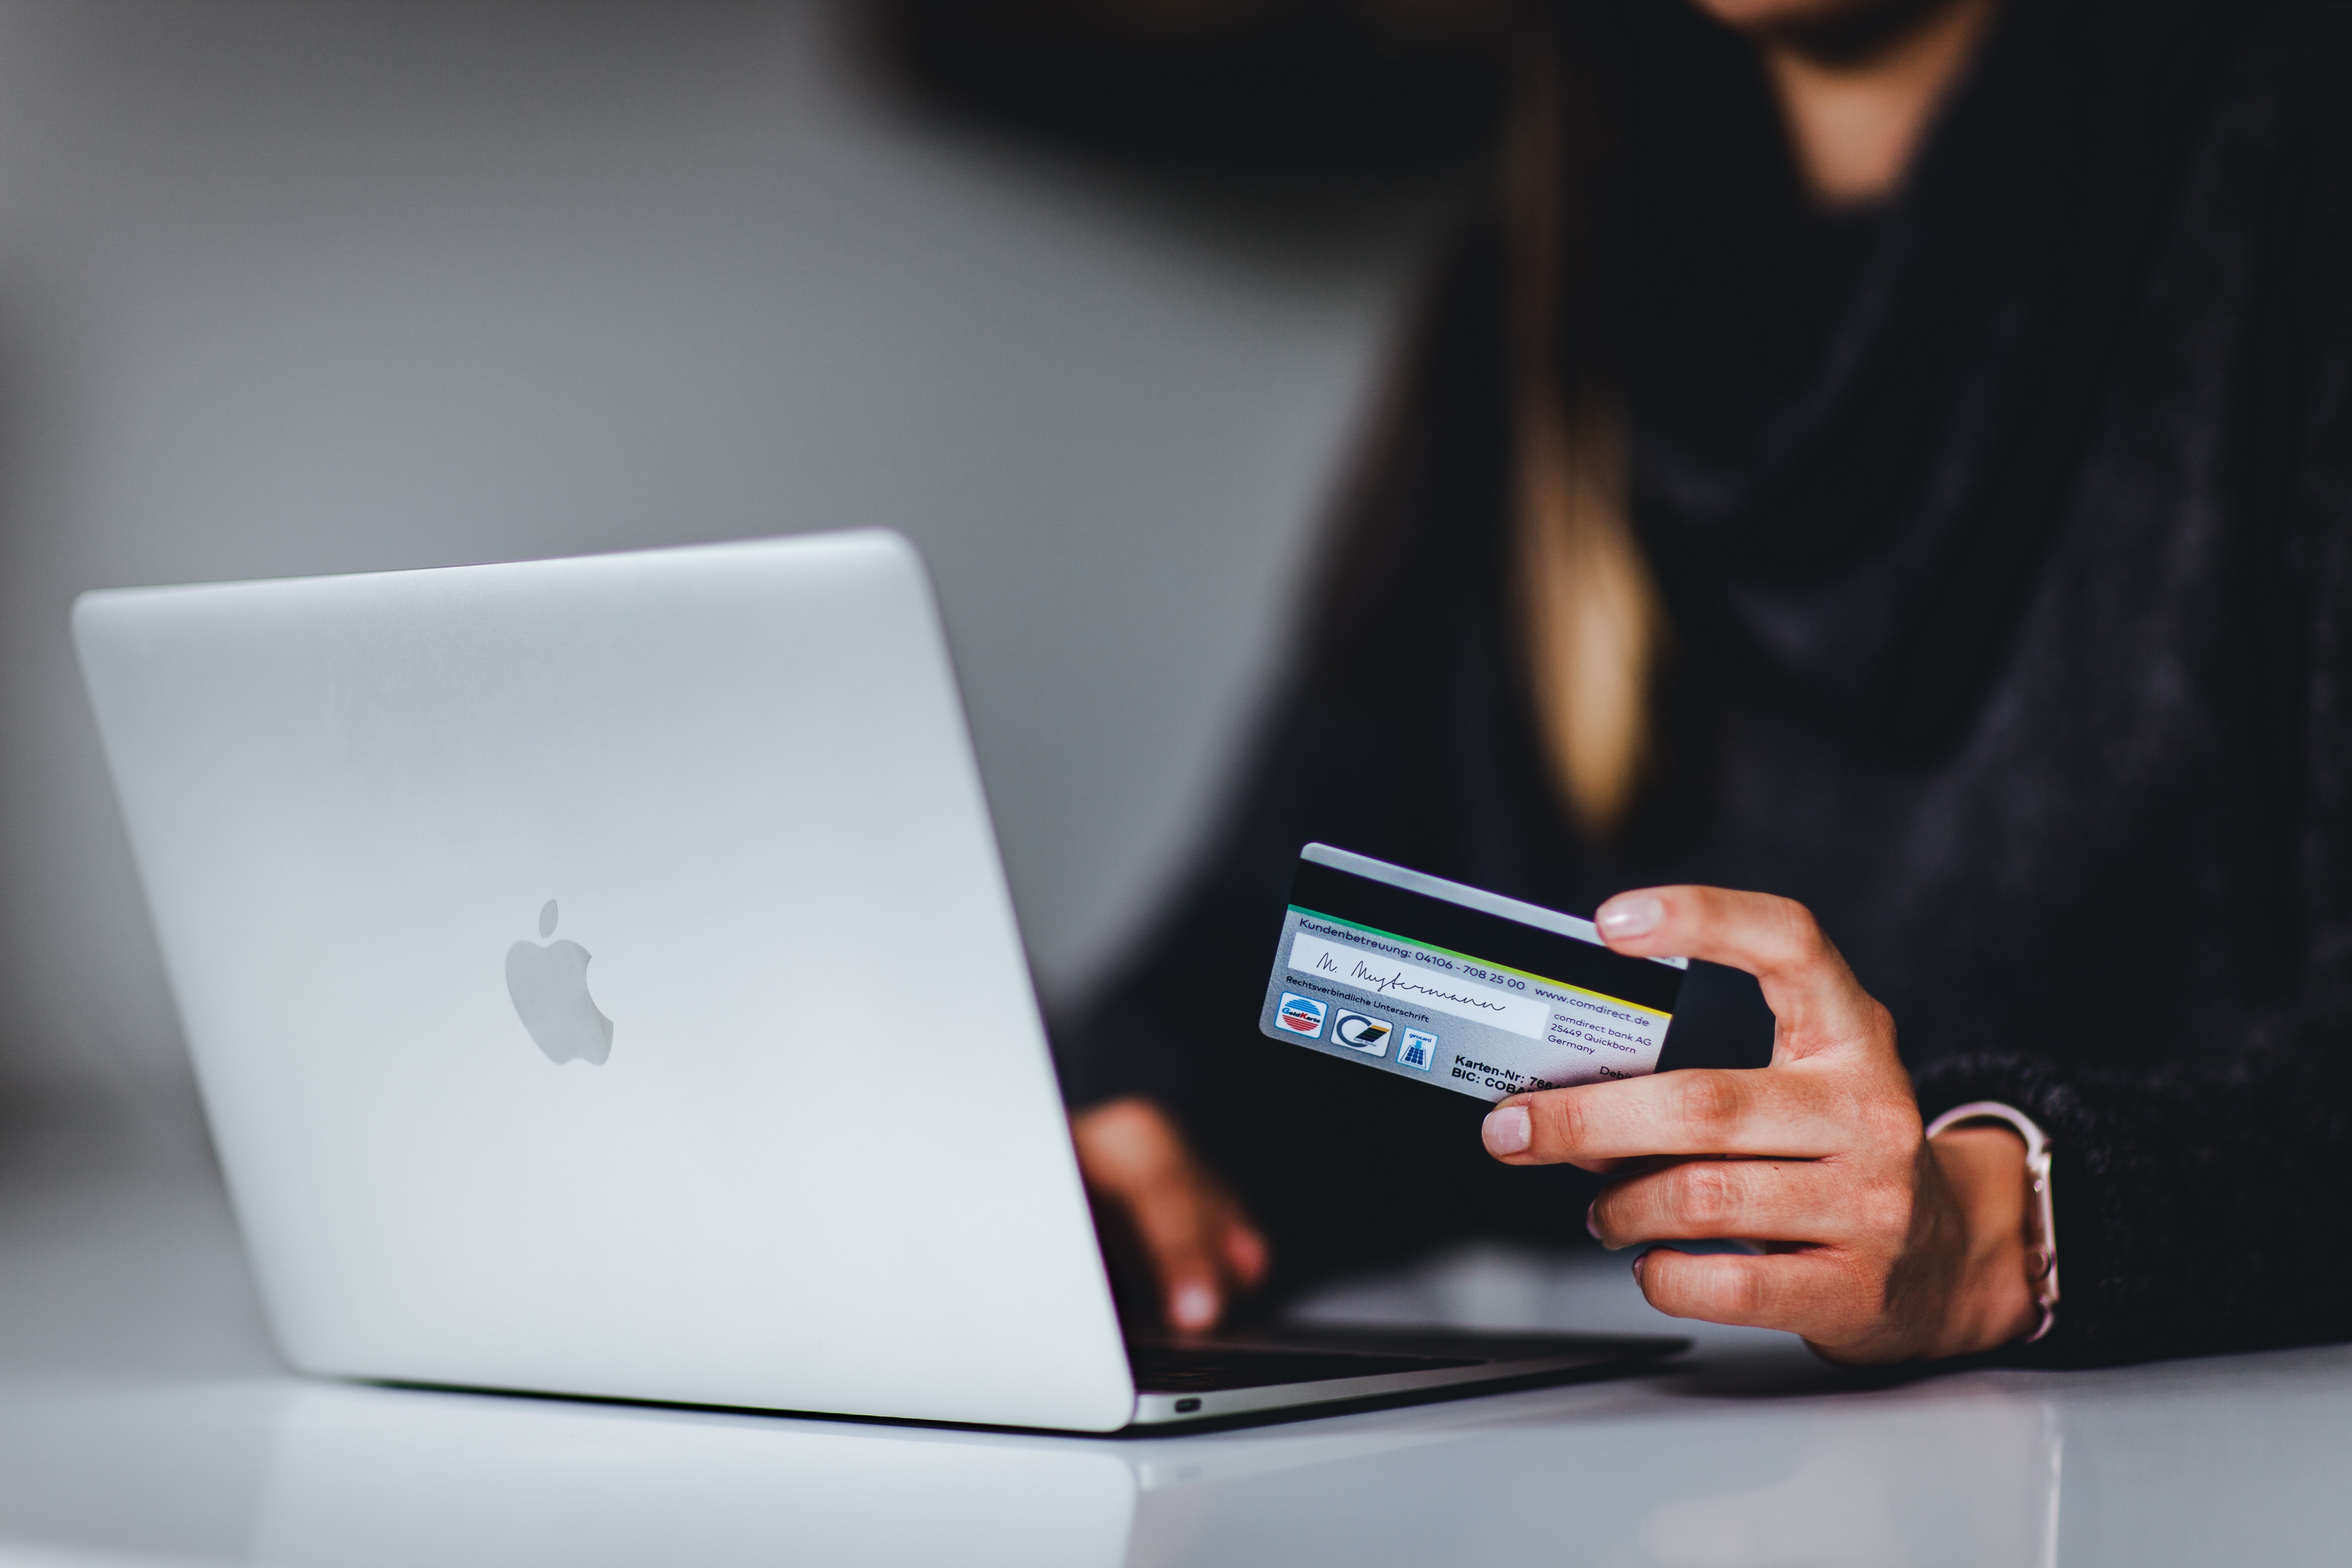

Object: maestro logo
[505,900,614,1066]
[1331,1012,1392,1057]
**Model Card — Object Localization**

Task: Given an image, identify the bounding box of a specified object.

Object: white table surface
[0,1097,2342,1568]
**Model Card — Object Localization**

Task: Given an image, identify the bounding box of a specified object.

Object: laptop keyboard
[1128,1343,1485,1394]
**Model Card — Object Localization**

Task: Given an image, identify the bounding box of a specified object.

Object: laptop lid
[74,530,1138,1431]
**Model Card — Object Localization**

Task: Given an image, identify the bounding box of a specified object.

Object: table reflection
[254,1387,1138,1568]
[1634,1391,2062,1568]
[246,1375,2070,1568]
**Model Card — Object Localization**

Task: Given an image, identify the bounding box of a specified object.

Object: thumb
[1594,885,1889,1064]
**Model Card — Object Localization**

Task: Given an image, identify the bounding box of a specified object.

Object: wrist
[1928,1125,2043,1353]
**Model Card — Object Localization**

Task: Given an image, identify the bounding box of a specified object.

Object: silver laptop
[73,530,1681,1431]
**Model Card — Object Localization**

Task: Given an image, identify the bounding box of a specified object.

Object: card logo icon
[1397,1028,1438,1071]
[1275,992,1329,1038]
[505,899,615,1066]
[1332,1012,1392,1057]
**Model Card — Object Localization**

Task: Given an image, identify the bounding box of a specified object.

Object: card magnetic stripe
[1284,860,1685,1015]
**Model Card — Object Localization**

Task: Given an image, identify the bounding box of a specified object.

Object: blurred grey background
[0,0,1479,1120]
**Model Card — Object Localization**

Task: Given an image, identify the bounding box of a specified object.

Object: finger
[1632,1247,1868,1340]
[1593,886,1885,1056]
[1223,1216,1270,1288]
[1117,1177,1234,1331]
[1591,1157,1899,1249]
[1484,1069,1853,1166]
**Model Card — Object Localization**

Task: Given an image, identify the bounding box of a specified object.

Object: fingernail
[1170,1282,1217,1332]
[1631,1251,1647,1283]
[1597,895,1664,940]
[1585,1201,1601,1241]
[1483,1105,1532,1156]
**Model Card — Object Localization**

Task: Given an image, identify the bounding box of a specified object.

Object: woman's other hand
[1071,1096,1269,1334]
[1481,886,2039,1364]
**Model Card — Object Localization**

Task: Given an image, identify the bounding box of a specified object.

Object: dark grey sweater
[1061,0,2352,1366]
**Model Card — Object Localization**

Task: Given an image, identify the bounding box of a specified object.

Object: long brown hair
[1507,1,1661,837]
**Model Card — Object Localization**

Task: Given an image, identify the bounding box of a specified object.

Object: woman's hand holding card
[1481,886,2042,1364]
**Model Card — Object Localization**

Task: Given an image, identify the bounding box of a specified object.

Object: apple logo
[505,900,614,1066]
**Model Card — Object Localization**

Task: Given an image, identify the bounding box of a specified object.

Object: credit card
[1258,843,1686,1103]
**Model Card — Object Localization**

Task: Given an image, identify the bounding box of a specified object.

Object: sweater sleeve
[1914,1045,2352,1365]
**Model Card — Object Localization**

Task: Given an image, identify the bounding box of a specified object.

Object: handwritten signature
[1314,952,1510,1014]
